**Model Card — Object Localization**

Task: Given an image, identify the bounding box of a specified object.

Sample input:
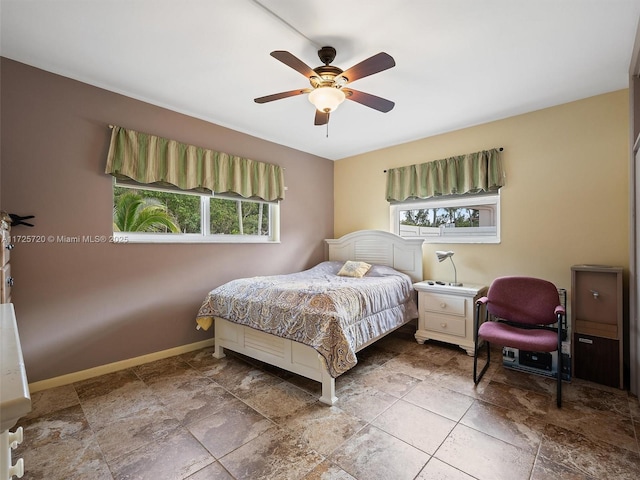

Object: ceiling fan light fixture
[308,87,345,113]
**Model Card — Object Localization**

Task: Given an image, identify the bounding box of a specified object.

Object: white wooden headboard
[325,230,424,282]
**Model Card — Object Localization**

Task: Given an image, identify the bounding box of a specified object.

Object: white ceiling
[2,0,640,160]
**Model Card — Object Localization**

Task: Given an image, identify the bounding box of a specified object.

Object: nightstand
[413,281,487,356]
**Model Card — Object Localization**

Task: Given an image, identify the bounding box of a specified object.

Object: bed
[195,230,424,405]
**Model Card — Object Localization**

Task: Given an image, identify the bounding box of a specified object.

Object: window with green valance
[105,126,285,202]
[386,148,504,202]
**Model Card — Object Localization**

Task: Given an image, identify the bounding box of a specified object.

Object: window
[390,192,500,244]
[113,182,279,243]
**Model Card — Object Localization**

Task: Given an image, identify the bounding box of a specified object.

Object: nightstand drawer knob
[440,323,447,328]
[440,303,447,308]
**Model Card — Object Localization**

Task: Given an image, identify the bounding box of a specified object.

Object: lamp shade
[308,87,346,113]
[436,250,454,262]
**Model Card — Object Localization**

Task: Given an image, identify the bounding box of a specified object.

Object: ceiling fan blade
[271,50,317,78]
[314,110,329,126]
[343,89,395,113]
[337,52,395,84]
[254,89,310,104]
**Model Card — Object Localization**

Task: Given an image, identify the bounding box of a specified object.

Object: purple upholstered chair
[473,276,566,407]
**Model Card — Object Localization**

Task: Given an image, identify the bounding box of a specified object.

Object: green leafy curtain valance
[386,148,504,202]
[105,126,285,202]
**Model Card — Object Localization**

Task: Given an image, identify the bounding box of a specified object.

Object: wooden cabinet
[571,265,623,389]
[414,282,487,356]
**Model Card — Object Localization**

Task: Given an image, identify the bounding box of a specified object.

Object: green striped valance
[105,126,285,202]
[386,148,504,202]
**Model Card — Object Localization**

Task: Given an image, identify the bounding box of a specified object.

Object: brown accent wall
[0,58,334,383]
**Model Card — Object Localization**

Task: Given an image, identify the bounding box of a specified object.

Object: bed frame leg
[213,340,226,359]
[319,371,337,405]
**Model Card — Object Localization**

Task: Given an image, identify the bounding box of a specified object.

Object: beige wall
[335,90,630,299]
[0,58,334,383]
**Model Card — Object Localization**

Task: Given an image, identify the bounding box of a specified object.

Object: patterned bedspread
[196,261,418,377]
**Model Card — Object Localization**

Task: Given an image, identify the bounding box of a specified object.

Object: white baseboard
[28,338,215,393]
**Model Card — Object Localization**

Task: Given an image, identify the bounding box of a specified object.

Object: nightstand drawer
[422,293,465,317]
[424,314,466,337]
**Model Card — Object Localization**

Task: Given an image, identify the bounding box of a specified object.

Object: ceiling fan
[254,46,396,126]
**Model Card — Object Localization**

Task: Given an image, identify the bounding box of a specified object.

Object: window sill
[112,233,279,244]
[420,237,500,244]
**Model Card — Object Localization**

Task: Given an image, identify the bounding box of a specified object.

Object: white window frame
[390,192,500,244]
[113,181,280,244]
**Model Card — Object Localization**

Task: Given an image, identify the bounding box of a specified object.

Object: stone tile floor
[14,324,640,479]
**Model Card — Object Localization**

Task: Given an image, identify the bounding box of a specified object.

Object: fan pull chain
[326,113,330,138]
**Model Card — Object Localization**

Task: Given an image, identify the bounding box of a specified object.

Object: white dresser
[1,213,28,480]
[414,281,487,356]
[0,304,30,480]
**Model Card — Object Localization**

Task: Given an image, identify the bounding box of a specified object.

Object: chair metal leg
[556,355,562,408]
[556,316,563,408]
[473,340,490,384]
[473,301,490,384]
